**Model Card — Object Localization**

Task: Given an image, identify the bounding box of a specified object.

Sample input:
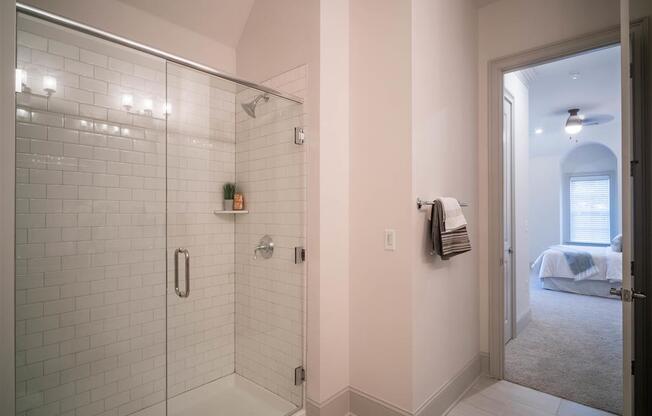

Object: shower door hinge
[294,127,305,145]
[295,246,305,264]
[294,366,306,385]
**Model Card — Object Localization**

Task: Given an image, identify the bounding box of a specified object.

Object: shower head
[241,94,269,118]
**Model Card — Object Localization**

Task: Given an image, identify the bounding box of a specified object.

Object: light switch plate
[384,229,396,251]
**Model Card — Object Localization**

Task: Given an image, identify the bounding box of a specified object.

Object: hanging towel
[429,199,471,259]
[439,197,467,231]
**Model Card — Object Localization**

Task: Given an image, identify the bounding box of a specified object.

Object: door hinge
[630,62,633,79]
[295,247,305,264]
[294,127,305,145]
[631,160,639,176]
[631,261,635,276]
[294,366,306,385]
[631,360,635,375]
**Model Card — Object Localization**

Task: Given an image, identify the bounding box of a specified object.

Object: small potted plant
[223,183,235,211]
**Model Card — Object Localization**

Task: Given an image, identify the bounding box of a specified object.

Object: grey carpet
[505,278,622,415]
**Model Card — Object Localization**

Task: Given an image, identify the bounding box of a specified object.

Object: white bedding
[532,245,622,283]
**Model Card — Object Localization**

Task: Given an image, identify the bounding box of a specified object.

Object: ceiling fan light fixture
[565,108,583,135]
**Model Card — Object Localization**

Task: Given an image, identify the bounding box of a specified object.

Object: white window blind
[569,175,611,244]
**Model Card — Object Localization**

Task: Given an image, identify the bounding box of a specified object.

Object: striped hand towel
[429,199,471,259]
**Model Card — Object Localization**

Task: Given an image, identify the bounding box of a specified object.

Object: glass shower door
[15,13,167,416]
[165,62,306,415]
[234,86,306,411]
[165,62,238,413]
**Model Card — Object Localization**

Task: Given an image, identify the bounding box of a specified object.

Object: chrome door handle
[610,287,646,302]
[174,248,190,298]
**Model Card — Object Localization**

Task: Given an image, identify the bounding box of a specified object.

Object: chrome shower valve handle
[253,235,274,260]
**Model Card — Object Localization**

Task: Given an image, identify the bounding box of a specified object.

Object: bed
[531,244,622,298]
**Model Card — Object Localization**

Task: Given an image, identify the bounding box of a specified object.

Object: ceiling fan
[564,108,614,135]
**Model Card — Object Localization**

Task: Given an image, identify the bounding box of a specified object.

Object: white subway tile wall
[165,64,237,398]
[234,66,307,406]
[16,16,168,416]
[15,13,306,416]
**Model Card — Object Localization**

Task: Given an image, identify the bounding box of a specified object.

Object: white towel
[438,197,467,231]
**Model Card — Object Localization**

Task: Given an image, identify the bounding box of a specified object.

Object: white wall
[528,142,620,259]
[236,0,353,408]
[411,0,479,411]
[528,154,562,260]
[503,73,530,329]
[477,0,620,353]
[349,0,413,410]
[22,0,236,74]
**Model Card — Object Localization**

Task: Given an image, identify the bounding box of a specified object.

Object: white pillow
[611,234,622,252]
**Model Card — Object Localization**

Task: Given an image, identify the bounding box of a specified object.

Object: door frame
[486,21,623,389]
[502,90,516,344]
[630,16,651,416]
[0,1,16,414]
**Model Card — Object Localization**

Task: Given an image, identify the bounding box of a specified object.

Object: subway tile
[80,77,108,94]
[80,49,107,67]
[49,40,79,59]
[64,87,94,105]
[47,98,79,116]
[31,111,64,128]
[79,104,107,120]
[48,127,79,143]
[32,50,64,69]
[17,45,32,62]
[79,132,107,147]
[17,122,48,140]
[18,31,47,50]
[17,93,48,111]
[63,117,93,133]
[64,59,93,77]
[108,57,134,74]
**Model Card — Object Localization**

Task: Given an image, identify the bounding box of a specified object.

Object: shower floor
[133,374,299,416]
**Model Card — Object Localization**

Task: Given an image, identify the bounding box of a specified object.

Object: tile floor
[447,376,616,416]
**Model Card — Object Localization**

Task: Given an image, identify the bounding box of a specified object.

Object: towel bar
[416,198,469,209]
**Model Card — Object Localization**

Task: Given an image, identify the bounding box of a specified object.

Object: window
[568,175,611,244]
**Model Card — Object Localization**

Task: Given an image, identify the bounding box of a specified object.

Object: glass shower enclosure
[14,8,305,416]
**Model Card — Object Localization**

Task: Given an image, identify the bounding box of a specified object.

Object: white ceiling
[518,45,622,157]
[116,0,255,48]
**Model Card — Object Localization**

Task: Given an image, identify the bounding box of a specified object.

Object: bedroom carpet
[505,278,622,415]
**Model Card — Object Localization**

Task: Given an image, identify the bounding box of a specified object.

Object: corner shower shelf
[213,210,249,215]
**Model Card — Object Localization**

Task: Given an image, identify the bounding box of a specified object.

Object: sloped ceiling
[116,0,255,47]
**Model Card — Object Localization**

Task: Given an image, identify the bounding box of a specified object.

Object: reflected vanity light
[143,98,153,115]
[121,94,133,111]
[534,128,543,135]
[164,102,172,115]
[15,70,58,98]
[42,75,57,96]
[15,68,26,93]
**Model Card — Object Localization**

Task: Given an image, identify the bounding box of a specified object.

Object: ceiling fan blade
[550,104,599,117]
[583,114,614,125]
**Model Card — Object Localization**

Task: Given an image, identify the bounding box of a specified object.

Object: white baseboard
[308,354,483,416]
[516,310,532,336]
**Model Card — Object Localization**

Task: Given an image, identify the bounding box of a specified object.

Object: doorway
[487,26,630,416]
[505,44,622,415]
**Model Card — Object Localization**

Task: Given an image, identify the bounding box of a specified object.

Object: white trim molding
[486,25,621,379]
[307,354,483,416]
[0,0,16,414]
